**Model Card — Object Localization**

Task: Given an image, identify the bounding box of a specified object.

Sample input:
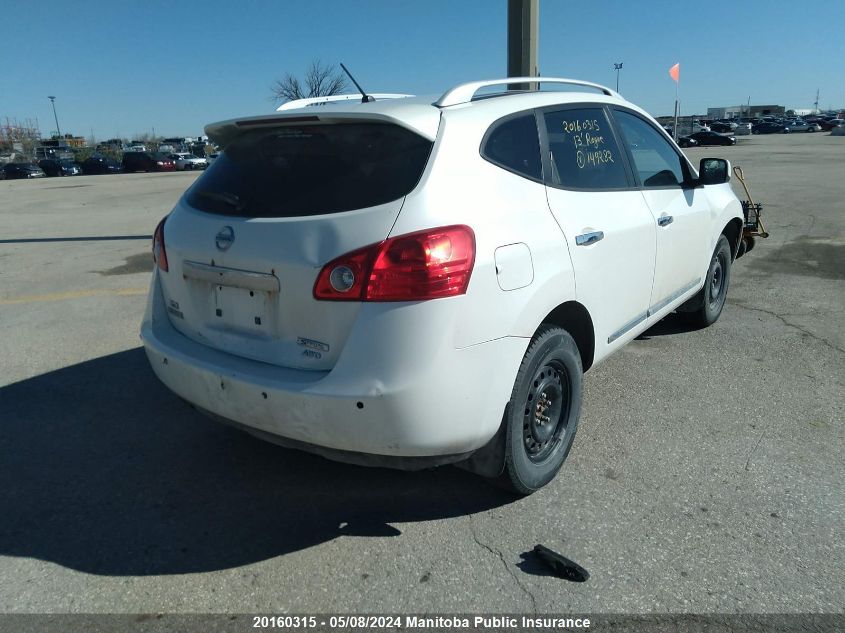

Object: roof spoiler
[276,93,414,111]
[205,110,438,148]
[434,77,619,108]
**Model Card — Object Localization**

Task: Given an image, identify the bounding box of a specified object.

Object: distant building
[44,135,86,148]
[708,105,785,119]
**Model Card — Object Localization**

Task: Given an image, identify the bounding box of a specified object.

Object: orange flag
[669,63,680,83]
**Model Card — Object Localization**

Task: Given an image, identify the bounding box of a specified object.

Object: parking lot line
[0,287,147,306]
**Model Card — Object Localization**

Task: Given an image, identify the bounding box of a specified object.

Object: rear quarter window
[481,113,542,181]
[186,123,433,218]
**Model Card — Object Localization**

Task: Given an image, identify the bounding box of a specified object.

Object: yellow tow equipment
[733,166,769,256]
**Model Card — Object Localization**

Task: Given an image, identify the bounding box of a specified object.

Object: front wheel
[500,326,583,495]
[683,235,732,328]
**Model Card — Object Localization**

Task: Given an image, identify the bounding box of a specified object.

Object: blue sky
[3,0,840,139]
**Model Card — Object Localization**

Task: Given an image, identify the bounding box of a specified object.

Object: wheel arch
[537,301,595,372]
[721,217,743,260]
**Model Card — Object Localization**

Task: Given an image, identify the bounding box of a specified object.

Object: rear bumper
[140,271,527,461]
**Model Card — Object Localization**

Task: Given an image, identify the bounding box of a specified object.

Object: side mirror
[699,158,731,185]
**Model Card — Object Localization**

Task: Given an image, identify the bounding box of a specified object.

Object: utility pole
[614,63,623,92]
[47,96,61,140]
[814,89,819,114]
[507,0,539,91]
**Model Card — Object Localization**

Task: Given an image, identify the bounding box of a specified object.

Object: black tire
[499,325,583,495]
[684,235,732,328]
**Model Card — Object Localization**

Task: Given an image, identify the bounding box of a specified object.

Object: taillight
[152,216,169,272]
[314,225,475,302]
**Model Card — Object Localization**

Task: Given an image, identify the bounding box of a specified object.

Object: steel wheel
[522,361,570,463]
[708,245,729,312]
[500,325,583,495]
[681,234,732,329]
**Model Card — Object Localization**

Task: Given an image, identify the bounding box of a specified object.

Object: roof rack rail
[434,77,619,108]
[277,93,414,111]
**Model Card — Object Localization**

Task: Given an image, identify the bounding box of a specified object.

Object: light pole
[47,96,61,140]
[613,63,623,92]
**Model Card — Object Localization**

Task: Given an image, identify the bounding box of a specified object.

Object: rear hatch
[158,117,436,370]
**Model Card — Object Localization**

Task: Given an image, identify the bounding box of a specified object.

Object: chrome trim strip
[607,311,648,344]
[182,260,280,293]
[648,278,701,316]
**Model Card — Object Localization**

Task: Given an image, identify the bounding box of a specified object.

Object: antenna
[340,63,373,103]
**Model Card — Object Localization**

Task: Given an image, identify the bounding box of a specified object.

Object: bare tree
[272,60,349,103]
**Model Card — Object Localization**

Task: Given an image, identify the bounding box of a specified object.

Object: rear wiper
[195,190,245,211]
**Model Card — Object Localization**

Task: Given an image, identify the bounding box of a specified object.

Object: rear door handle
[657,215,674,227]
[575,231,604,246]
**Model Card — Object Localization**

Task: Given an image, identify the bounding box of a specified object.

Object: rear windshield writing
[186,123,433,218]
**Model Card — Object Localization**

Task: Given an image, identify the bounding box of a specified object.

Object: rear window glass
[186,123,433,217]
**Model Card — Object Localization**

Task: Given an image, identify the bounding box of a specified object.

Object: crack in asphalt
[744,426,768,472]
[467,514,537,614]
[728,301,845,355]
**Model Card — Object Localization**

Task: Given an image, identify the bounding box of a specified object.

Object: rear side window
[481,113,542,180]
[186,123,433,218]
[543,107,629,190]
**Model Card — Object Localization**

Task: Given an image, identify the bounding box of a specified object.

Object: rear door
[611,109,710,318]
[158,121,434,371]
[540,105,656,359]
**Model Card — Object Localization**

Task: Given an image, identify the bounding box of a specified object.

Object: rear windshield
[185,123,433,217]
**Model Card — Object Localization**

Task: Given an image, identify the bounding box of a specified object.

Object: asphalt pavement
[0,134,842,616]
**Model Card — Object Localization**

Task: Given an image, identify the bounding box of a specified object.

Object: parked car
[169,153,208,170]
[141,77,747,494]
[831,124,845,136]
[689,131,737,146]
[751,122,786,134]
[206,152,221,165]
[80,154,123,175]
[785,121,821,132]
[676,135,699,147]
[122,151,176,172]
[819,119,845,131]
[2,163,46,179]
[38,158,81,177]
[709,122,734,133]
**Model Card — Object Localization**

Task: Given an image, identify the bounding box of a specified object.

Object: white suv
[141,77,745,494]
